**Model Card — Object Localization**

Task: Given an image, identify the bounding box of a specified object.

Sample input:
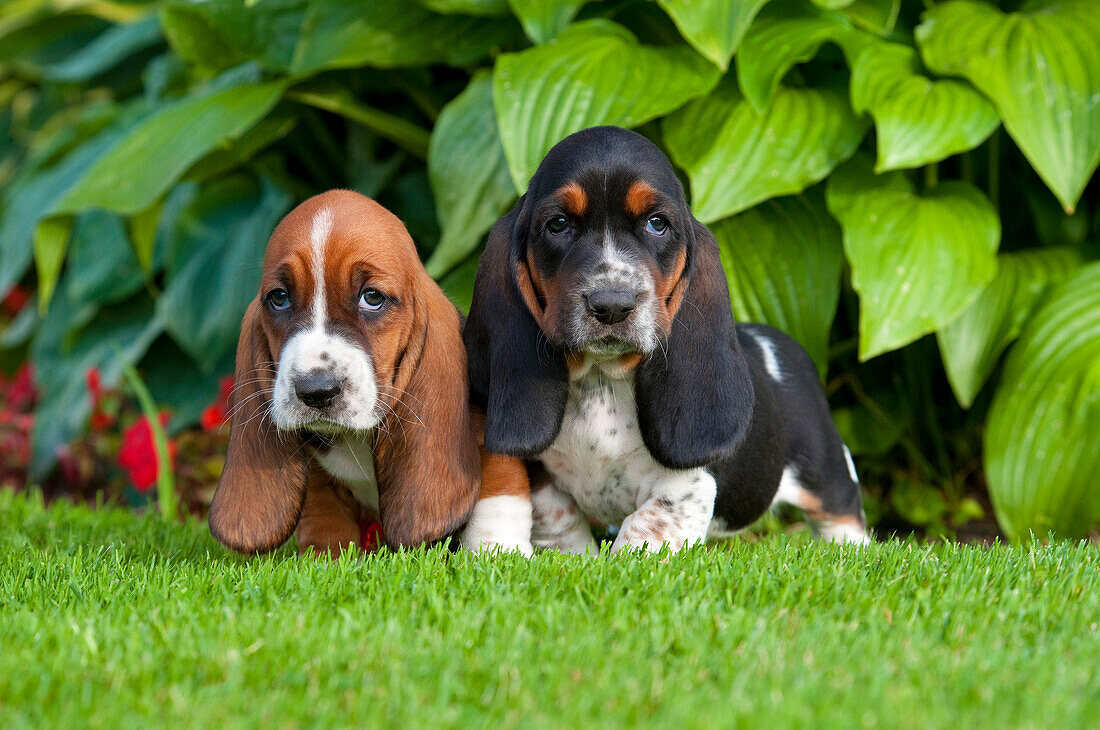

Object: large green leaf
[710,193,843,373]
[65,211,146,308]
[30,293,162,477]
[426,72,515,279]
[825,159,1000,360]
[290,0,519,74]
[156,176,292,372]
[160,0,307,72]
[938,247,1084,408]
[439,249,483,314]
[42,15,162,82]
[494,19,720,191]
[0,102,143,298]
[656,0,772,72]
[54,76,285,216]
[737,1,869,113]
[162,0,517,75]
[507,0,589,44]
[32,215,72,316]
[851,42,1000,171]
[841,0,899,34]
[416,0,510,16]
[664,82,867,223]
[916,0,1100,213]
[985,261,1100,539]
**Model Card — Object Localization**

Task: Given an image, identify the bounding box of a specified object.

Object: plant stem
[118,355,178,522]
[289,87,430,160]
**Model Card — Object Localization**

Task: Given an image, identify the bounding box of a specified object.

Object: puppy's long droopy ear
[209,300,309,553]
[375,280,480,548]
[636,220,755,470]
[463,205,568,456]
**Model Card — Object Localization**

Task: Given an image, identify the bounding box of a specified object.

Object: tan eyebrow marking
[625,180,658,217]
[556,182,588,217]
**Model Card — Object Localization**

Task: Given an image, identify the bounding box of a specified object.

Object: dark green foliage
[0,0,1097,537]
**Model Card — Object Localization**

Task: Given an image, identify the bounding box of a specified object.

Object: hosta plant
[0,0,1097,539]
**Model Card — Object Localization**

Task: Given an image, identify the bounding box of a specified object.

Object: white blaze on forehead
[309,207,334,329]
[269,205,379,432]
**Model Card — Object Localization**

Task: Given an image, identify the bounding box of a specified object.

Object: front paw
[461,532,534,557]
[461,495,534,557]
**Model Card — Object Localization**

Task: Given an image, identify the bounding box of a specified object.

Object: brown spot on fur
[565,352,587,376]
[651,246,688,334]
[517,248,566,341]
[478,452,531,499]
[818,513,865,529]
[617,353,643,372]
[624,180,657,217]
[557,182,588,217]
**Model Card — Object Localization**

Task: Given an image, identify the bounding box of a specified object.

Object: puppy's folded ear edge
[209,299,310,554]
[463,205,569,457]
[375,280,481,549]
[635,220,755,470]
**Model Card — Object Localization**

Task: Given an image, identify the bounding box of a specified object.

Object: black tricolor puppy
[461,126,867,555]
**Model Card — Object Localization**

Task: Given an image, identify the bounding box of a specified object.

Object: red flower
[359,520,384,551]
[86,367,103,402]
[200,375,234,432]
[5,364,36,412]
[117,412,177,492]
[90,411,114,431]
[85,366,115,431]
[2,285,30,316]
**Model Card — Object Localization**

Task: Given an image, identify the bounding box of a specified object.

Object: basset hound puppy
[209,190,479,556]
[461,126,868,555]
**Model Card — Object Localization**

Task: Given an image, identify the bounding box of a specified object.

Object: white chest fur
[313,432,379,511]
[539,359,707,526]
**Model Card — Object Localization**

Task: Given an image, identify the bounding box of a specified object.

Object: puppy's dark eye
[546,216,570,235]
[266,288,290,311]
[646,216,669,235]
[359,288,387,312]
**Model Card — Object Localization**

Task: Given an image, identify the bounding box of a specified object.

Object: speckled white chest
[538,362,708,527]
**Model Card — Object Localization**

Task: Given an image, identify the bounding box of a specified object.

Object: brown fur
[516,248,567,342]
[652,246,688,332]
[209,190,479,555]
[208,300,310,554]
[296,468,365,558]
[558,182,588,217]
[624,180,657,217]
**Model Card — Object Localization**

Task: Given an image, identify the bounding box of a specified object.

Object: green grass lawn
[2,490,1098,729]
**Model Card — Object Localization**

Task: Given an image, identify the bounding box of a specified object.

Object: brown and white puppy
[209,190,479,556]
[462,127,867,555]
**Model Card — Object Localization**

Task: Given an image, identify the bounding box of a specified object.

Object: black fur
[464,208,568,455]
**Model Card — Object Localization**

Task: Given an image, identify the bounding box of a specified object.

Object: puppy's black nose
[295,372,343,409]
[585,289,636,325]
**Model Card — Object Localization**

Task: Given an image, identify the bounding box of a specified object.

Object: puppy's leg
[612,470,716,553]
[461,453,534,556]
[531,481,597,555]
[296,469,363,558]
[772,447,870,545]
